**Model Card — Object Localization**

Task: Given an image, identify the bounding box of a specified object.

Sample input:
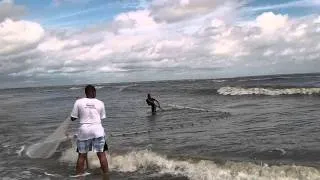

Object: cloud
[30,13,320,73]
[113,10,160,31]
[0,17,44,79]
[256,12,288,34]
[0,0,26,22]
[0,19,44,56]
[37,37,81,52]
[314,16,320,23]
[150,0,245,23]
[1,0,320,87]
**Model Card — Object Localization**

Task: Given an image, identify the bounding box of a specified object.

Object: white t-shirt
[71,98,106,140]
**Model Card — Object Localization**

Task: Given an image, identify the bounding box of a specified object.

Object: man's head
[147,93,151,98]
[85,85,96,98]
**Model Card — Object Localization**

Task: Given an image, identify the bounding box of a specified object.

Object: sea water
[1,73,320,179]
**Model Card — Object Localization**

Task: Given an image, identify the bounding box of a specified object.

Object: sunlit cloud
[0,0,320,88]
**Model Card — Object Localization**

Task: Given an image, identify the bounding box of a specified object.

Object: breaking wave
[69,87,81,90]
[212,79,226,83]
[69,86,104,90]
[59,149,320,180]
[95,86,104,89]
[218,87,320,96]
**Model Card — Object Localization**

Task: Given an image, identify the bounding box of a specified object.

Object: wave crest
[69,87,81,90]
[218,87,320,96]
[59,149,320,180]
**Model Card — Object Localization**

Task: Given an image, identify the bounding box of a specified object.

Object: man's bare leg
[97,152,109,180]
[85,155,89,170]
[76,153,87,175]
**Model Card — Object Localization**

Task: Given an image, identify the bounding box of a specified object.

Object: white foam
[274,148,287,155]
[95,86,104,89]
[59,149,320,180]
[166,103,209,112]
[212,80,226,83]
[248,77,276,81]
[69,87,81,90]
[69,172,91,178]
[3,144,9,148]
[44,172,62,177]
[16,145,25,156]
[218,87,320,96]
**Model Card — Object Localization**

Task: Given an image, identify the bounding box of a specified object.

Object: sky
[0,0,320,88]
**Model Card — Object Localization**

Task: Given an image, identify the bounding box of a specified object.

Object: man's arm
[70,101,79,121]
[100,103,106,120]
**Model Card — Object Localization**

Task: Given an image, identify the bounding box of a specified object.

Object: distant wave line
[218,87,320,96]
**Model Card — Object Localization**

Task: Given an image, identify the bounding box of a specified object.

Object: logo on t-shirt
[85,103,96,109]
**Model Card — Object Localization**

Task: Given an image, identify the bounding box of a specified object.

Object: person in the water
[146,94,160,114]
[70,85,109,178]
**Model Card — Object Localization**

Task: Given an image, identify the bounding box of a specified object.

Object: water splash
[59,149,320,180]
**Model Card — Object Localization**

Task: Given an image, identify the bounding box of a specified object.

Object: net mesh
[26,117,71,159]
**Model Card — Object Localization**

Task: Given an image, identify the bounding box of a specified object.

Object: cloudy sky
[1,0,320,88]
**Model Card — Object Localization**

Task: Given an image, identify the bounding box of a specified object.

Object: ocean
[1,73,320,180]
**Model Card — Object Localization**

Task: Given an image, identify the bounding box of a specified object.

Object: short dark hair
[85,85,96,98]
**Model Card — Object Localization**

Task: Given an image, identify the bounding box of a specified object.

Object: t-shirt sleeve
[100,102,106,119]
[70,101,79,118]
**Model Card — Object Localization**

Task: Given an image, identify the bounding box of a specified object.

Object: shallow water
[1,73,320,179]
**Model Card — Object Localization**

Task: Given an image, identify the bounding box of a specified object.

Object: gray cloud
[0,0,26,22]
[1,0,320,88]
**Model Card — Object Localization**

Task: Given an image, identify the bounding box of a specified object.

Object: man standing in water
[146,93,161,114]
[71,85,109,179]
